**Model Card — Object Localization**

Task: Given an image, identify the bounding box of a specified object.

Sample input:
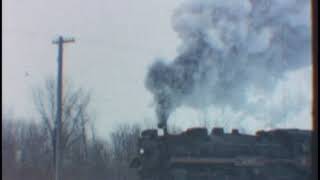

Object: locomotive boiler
[130,125,311,180]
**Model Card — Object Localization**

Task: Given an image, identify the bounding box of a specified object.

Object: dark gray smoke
[146,0,311,126]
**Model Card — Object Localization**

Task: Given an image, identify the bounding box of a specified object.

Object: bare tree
[2,117,18,180]
[2,114,49,180]
[16,120,49,180]
[33,78,92,172]
[110,123,141,180]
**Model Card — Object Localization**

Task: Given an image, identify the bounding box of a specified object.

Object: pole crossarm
[52,37,75,44]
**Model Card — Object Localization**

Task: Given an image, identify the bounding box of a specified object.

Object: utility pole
[52,36,75,180]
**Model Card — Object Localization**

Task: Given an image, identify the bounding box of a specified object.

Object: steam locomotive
[130,125,311,180]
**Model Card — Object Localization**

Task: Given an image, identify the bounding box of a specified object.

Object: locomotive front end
[130,129,168,180]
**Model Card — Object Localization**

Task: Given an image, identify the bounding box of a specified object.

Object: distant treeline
[2,118,141,180]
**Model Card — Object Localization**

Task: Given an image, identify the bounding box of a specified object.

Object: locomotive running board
[169,156,308,167]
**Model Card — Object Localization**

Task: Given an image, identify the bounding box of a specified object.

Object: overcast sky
[2,0,312,138]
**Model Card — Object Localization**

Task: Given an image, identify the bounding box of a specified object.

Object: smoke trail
[146,0,311,125]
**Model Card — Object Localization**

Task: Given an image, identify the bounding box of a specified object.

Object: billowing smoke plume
[146,0,311,126]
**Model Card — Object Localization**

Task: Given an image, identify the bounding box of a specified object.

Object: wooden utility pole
[52,36,75,180]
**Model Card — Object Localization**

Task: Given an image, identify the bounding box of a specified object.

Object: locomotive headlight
[139,148,144,155]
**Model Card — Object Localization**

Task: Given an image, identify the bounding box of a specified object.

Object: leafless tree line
[2,118,142,180]
[2,79,142,180]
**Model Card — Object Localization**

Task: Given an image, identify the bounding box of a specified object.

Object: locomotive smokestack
[155,102,169,136]
[158,120,168,135]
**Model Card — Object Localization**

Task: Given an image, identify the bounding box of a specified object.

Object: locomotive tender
[130,126,311,180]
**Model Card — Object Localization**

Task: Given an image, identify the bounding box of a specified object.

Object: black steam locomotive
[130,126,311,180]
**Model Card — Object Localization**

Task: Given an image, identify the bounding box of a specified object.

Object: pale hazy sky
[2,0,185,136]
[2,0,312,137]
